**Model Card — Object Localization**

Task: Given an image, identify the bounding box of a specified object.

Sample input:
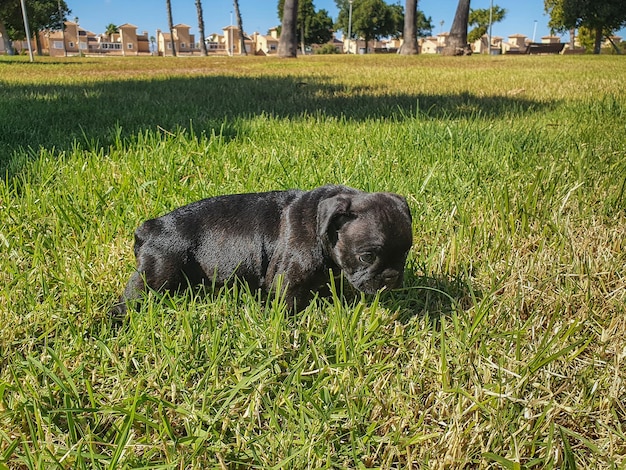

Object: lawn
[0,54,625,468]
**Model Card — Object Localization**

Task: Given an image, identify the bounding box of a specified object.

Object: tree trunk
[166,0,177,56]
[400,0,418,55]
[278,0,298,58]
[35,31,43,56]
[593,27,602,54]
[233,0,247,56]
[195,0,207,56]
[0,20,15,55]
[443,0,470,56]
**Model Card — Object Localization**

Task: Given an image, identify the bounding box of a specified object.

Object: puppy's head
[317,191,413,294]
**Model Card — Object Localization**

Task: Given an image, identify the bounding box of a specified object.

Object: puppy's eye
[359,252,376,265]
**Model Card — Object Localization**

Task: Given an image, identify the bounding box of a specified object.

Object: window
[181,43,185,48]
[69,41,74,48]
[53,41,64,49]
[127,43,133,49]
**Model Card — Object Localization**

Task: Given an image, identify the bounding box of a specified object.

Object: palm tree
[400,0,418,54]
[443,0,470,55]
[278,0,298,57]
[233,0,247,55]
[195,0,207,56]
[105,23,118,41]
[166,0,177,56]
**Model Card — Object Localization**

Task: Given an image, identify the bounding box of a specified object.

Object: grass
[0,53,625,468]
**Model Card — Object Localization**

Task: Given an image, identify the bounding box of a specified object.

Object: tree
[335,0,398,53]
[415,10,433,38]
[233,0,247,55]
[0,15,15,55]
[308,9,333,46]
[397,1,433,53]
[195,0,207,56]
[165,0,176,56]
[278,0,332,53]
[545,0,626,54]
[105,23,118,41]
[400,0,418,54]
[467,5,506,45]
[278,0,298,57]
[0,0,70,55]
[443,0,470,55]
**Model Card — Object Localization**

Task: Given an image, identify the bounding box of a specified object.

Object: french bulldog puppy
[112,185,412,314]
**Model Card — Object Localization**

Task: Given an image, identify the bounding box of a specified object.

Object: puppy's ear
[317,195,355,245]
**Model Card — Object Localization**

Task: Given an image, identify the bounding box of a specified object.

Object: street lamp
[230,11,233,56]
[74,16,82,56]
[347,0,353,54]
[19,0,34,61]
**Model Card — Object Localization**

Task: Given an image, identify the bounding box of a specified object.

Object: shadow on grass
[1,74,555,176]
[383,268,480,325]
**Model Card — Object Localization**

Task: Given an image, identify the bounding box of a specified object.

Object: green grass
[0,54,625,468]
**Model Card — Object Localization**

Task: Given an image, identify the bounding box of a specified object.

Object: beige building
[41,21,151,56]
[44,21,92,56]
[420,33,449,54]
[251,28,280,55]
[472,34,503,54]
[157,24,198,56]
[222,25,254,55]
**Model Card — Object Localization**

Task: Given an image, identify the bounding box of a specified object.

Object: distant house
[541,35,561,44]
[222,25,254,55]
[157,24,198,56]
[504,34,528,53]
[43,21,93,57]
[206,33,227,54]
[40,22,151,56]
[472,34,503,54]
[420,33,449,54]
[252,28,280,55]
[116,24,150,55]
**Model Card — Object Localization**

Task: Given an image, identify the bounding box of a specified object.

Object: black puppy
[112,185,413,314]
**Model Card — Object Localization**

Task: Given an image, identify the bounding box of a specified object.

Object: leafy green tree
[277,0,333,52]
[415,9,433,38]
[467,5,506,44]
[545,0,626,54]
[335,0,398,53]
[315,42,339,54]
[0,0,70,55]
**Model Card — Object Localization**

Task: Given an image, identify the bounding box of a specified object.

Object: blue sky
[67,0,624,42]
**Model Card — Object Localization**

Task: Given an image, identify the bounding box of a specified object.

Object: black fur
[112,185,412,314]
